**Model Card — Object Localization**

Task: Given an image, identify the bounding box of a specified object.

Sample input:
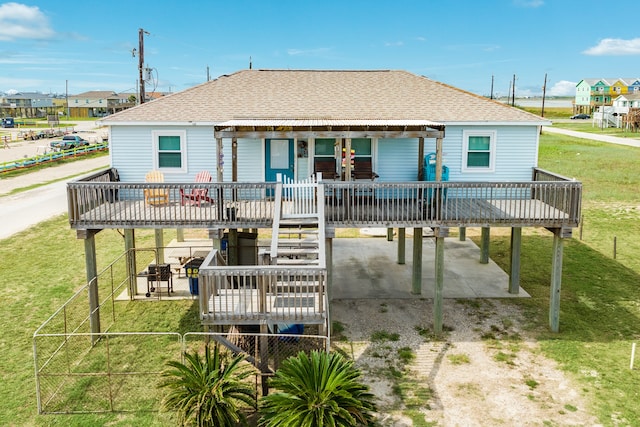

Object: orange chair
[144,170,169,205]
[180,170,214,206]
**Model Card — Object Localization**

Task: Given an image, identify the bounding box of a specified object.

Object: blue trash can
[184,258,204,295]
[423,153,449,202]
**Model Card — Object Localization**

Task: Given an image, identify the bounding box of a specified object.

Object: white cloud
[384,41,404,47]
[513,0,544,7]
[286,47,332,56]
[547,80,577,97]
[583,38,640,56]
[0,2,55,41]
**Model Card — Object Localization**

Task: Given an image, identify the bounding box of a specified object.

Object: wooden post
[411,228,422,294]
[549,231,564,332]
[176,229,184,242]
[509,227,521,294]
[124,229,136,299]
[387,228,394,241]
[228,229,238,265]
[325,234,333,302]
[232,137,238,182]
[154,229,165,264]
[434,232,445,334]
[459,227,466,241]
[417,137,425,181]
[397,228,406,264]
[259,324,269,396]
[480,227,490,264]
[84,234,100,341]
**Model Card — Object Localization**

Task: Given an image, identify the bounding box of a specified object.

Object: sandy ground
[332,298,600,427]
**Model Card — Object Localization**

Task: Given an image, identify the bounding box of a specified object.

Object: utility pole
[541,73,547,117]
[511,74,516,106]
[138,28,149,104]
[207,65,210,82]
[490,75,494,100]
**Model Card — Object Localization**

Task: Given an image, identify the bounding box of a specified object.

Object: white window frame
[461,130,496,173]
[152,130,187,173]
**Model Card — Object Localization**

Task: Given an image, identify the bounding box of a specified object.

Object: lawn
[1,132,639,425]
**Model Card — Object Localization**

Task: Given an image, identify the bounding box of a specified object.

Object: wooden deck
[67,169,581,230]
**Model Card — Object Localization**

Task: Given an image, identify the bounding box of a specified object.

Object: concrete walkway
[543,126,640,148]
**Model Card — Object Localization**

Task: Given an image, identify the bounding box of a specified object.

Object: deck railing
[198,251,327,326]
[68,168,581,229]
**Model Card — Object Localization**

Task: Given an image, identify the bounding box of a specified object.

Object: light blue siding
[444,125,538,182]
[111,126,217,182]
[222,138,263,182]
[377,138,419,182]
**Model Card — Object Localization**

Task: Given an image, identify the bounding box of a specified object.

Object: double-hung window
[462,130,495,172]
[153,130,186,172]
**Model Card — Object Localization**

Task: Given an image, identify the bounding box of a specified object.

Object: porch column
[411,228,422,294]
[549,231,565,332]
[480,227,490,264]
[434,229,445,334]
[417,137,425,181]
[344,137,352,181]
[124,229,137,299]
[509,227,522,294]
[397,228,405,264]
[228,229,239,265]
[232,137,238,182]
[154,229,165,265]
[216,137,224,220]
[84,232,100,340]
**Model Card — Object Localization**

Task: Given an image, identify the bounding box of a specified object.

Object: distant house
[574,78,640,114]
[0,92,55,118]
[67,91,136,118]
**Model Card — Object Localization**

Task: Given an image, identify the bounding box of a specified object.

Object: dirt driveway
[332,298,599,426]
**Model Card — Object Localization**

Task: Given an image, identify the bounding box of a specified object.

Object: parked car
[1,117,15,128]
[570,114,590,120]
[50,134,90,150]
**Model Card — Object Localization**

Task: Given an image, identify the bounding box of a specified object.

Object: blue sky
[1,0,639,98]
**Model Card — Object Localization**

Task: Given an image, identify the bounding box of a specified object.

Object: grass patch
[370,330,400,342]
[447,353,471,365]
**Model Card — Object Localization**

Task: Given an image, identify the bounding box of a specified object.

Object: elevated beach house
[70,69,581,338]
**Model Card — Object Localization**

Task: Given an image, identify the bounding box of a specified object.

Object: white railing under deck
[197,250,327,326]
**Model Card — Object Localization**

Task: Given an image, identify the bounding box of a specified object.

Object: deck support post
[154,229,165,265]
[387,228,394,241]
[509,227,522,294]
[84,233,100,342]
[549,231,564,332]
[411,228,422,294]
[124,229,136,299]
[228,229,239,265]
[397,228,405,264]
[459,227,466,241]
[176,229,184,242]
[480,227,490,264]
[434,230,445,334]
[259,324,269,396]
[325,234,333,300]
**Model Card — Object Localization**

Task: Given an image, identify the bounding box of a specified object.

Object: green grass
[549,121,640,139]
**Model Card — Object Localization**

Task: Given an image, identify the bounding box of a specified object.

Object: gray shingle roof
[103,69,545,124]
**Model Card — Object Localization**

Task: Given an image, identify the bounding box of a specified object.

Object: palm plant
[259,350,377,427]
[159,344,256,427]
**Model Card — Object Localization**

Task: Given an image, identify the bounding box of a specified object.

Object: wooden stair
[267,174,326,267]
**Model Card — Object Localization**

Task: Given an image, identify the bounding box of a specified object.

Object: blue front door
[265,139,294,182]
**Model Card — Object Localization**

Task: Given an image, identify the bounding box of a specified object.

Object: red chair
[180,171,214,206]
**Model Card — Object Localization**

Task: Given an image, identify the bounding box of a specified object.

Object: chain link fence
[33,249,328,414]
